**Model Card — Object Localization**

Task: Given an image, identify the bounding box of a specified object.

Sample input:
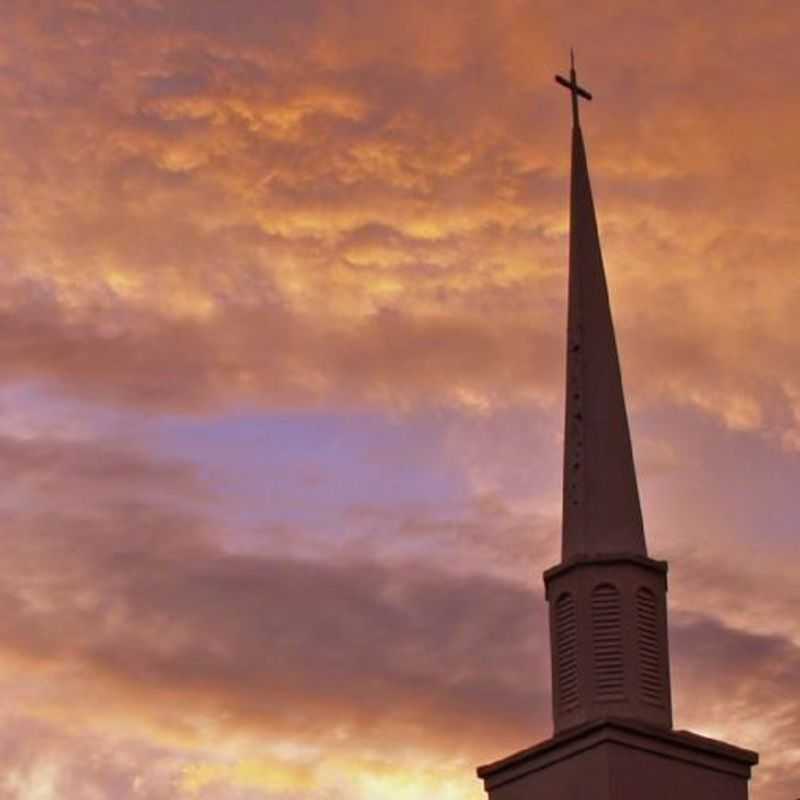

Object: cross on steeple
[555,49,592,127]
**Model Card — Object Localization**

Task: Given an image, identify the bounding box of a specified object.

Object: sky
[0,1,798,798]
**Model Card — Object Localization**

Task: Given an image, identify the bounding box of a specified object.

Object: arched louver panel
[591,584,625,701]
[555,593,579,711]
[636,587,664,706]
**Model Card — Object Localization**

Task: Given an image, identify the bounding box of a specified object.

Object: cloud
[671,613,800,798]
[0,503,549,754]
[0,432,202,502]
[0,429,792,798]
[0,0,798,438]
[2,491,797,798]
[0,716,180,800]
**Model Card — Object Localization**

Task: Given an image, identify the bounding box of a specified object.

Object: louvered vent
[555,593,579,711]
[591,584,624,701]
[636,588,664,706]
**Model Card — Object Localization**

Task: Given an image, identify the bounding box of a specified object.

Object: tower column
[545,555,672,732]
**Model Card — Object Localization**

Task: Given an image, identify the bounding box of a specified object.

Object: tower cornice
[543,553,668,589]
[477,717,758,786]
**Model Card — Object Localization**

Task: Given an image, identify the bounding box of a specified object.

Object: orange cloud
[0,0,797,440]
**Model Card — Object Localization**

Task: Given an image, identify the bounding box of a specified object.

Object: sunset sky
[0,1,799,798]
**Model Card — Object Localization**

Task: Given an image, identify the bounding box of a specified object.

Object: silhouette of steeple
[476,56,758,799]
[559,56,646,560]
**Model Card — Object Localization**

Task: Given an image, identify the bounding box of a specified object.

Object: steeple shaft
[562,119,646,560]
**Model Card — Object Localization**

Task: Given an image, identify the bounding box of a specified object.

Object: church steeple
[476,59,758,799]
[545,55,671,732]
[558,54,646,560]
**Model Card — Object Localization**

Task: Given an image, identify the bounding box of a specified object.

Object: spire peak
[555,51,593,127]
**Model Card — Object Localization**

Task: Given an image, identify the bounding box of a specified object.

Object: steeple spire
[556,55,646,560]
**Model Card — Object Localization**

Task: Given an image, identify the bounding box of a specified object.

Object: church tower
[548,51,672,736]
[477,55,758,799]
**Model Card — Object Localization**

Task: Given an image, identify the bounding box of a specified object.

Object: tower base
[477,718,757,800]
